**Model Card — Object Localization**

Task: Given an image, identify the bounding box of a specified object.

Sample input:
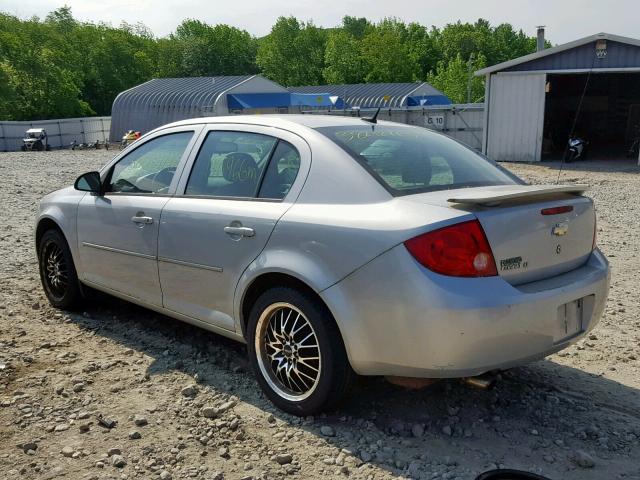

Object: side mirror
[74,171,103,195]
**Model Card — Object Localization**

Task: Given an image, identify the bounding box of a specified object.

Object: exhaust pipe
[462,374,496,390]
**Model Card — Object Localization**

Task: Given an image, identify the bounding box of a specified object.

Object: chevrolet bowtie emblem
[552,222,569,236]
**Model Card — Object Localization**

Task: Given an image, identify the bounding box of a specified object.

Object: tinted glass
[186,131,278,198]
[316,125,519,196]
[258,141,300,199]
[108,132,193,194]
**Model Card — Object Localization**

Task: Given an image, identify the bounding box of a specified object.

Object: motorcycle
[120,130,141,149]
[626,124,639,158]
[564,136,588,162]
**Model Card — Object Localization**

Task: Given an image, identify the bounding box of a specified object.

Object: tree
[360,20,420,83]
[170,20,257,77]
[341,16,371,39]
[427,53,487,104]
[45,6,76,33]
[256,16,325,86]
[323,31,364,84]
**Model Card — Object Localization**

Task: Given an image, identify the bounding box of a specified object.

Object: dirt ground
[1,150,639,480]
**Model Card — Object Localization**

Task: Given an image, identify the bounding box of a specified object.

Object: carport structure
[289,82,451,109]
[477,33,640,164]
[109,75,287,141]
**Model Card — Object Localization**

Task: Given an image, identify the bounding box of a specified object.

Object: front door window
[107,132,194,194]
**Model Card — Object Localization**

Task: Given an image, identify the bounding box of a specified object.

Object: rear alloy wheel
[247,287,354,415]
[38,229,82,309]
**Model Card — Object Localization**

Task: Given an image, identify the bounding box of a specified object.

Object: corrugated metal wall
[486,73,546,161]
[0,117,111,151]
[109,76,251,141]
[505,40,640,72]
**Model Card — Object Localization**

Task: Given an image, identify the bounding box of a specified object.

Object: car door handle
[224,226,255,237]
[131,215,153,225]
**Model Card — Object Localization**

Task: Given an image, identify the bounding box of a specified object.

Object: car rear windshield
[316,125,520,196]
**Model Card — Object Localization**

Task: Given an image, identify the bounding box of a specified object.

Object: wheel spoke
[298,331,316,346]
[297,359,319,372]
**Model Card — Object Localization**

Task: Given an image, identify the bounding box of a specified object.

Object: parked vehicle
[71,139,109,150]
[120,130,140,149]
[626,124,640,158]
[35,115,610,415]
[22,128,50,151]
[564,136,588,162]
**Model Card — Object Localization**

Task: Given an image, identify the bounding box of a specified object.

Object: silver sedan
[35,115,610,414]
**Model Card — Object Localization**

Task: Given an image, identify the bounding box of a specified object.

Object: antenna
[361,107,381,124]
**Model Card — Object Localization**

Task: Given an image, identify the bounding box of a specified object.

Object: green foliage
[0,8,543,120]
[171,20,258,77]
[427,54,487,104]
[323,30,364,84]
[256,17,325,86]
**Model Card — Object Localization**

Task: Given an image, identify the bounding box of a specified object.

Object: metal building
[288,82,451,109]
[477,32,640,162]
[109,75,287,140]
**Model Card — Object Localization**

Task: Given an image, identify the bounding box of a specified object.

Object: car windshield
[316,124,520,196]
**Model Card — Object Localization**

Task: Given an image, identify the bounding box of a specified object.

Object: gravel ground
[1,150,639,480]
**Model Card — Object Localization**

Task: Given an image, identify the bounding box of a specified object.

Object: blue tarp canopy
[290,93,345,108]
[227,93,290,109]
[406,95,452,107]
[227,92,345,110]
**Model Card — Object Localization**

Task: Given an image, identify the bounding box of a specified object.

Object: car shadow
[67,293,640,479]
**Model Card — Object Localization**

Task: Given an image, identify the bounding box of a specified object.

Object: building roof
[114,76,257,109]
[110,75,273,139]
[476,32,640,75]
[288,82,449,108]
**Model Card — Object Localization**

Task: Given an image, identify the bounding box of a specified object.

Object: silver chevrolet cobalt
[36,115,610,414]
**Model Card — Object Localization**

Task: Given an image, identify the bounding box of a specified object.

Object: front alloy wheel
[38,229,82,309]
[247,287,354,415]
[44,242,69,298]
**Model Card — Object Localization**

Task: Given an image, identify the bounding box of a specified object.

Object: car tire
[38,229,83,310]
[247,286,354,415]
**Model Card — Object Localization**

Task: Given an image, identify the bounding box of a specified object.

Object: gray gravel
[0,150,639,480]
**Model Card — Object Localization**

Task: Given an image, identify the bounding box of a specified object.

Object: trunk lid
[408,185,595,285]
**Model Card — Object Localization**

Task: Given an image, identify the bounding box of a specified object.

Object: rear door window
[185,131,300,200]
[258,141,301,199]
[185,131,277,198]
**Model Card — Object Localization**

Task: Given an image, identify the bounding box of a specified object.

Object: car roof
[156,114,403,132]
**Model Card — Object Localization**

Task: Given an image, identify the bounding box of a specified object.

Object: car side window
[185,131,278,198]
[258,141,301,199]
[106,131,193,194]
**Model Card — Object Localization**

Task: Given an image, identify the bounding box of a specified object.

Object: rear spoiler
[447,184,589,206]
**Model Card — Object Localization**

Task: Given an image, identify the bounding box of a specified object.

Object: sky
[2,0,639,45]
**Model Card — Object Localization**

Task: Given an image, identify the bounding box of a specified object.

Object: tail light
[404,219,498,277]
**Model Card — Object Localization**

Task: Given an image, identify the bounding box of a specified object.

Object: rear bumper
[321,246,610,378]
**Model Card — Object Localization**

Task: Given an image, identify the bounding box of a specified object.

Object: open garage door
[543,72,640,162]
[486,73,546,162]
